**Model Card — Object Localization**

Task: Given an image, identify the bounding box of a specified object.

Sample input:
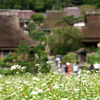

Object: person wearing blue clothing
[88,63,94,74]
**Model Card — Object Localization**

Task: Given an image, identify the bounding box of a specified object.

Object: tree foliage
[46,26,82,55]
[0,0,100,11]
[31,13,44,23]
[56,15,85,25]
[29,30,45,41]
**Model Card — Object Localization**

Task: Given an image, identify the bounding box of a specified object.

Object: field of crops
[0,70,100,100]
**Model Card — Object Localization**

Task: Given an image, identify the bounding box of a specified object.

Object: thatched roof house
[0,12,35,59]
[40,10,67,29]
[64,7,81,18]
[82,11,100,47]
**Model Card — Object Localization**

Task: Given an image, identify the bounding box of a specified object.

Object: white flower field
[0,70,100,100]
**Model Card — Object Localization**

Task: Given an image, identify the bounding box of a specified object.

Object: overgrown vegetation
[56,15,85,25]
[62,53,78,64]
[31,14,44,24]
[46,26,82,55]
[0,41,50,74]
[0,0,100,11]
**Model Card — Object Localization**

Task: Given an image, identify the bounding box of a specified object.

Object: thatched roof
[75,48,87,53]
[82,14,100,42]
[0,16,36,50]
[64,7,81,18]
[41,10,67,28]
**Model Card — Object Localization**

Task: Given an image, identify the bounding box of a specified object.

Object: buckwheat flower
[0,87,3,91]
[0,75,3,78]
[18,65,22,69]
[5,81,11,84]
[35,64,40,66]
[16,71,19,74]
[32,81,36,84]
[53,84,59,89]
[23,81,28,84]
[61,98,68,100]
[11,65,16,70]
[41,83,46,86]
[94,96,100,100]
[32,77,40,81]
[37,72,42,76]
[30,91,38,95]
[37,89,43,93]
[58,68,61,72]
[22,99,26,100]
[74,88,79,92]
[11,92,16,96]
[22,66,26,69]
[46,61,54,64]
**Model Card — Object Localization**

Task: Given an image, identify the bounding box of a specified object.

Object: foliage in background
[46,26,82,55]
[31,14,44,24]
[1,0,100,11]
[28,21,36,30]
[29,30,45,41]
[28,20,46,42]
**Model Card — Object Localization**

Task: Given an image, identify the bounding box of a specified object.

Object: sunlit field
[0,70,100,100]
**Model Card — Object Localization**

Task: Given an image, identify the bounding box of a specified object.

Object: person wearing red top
[66,62,71,75]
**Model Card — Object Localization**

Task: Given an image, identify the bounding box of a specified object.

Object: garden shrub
[87,52,100,63]
[4,65,26,75]
[35,61,52,73]
[62,53,77,64]
[31,14,44,23]
[0,68,5,74]
[0,60,12,68]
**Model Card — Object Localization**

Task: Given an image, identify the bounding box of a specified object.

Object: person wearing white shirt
[94,62,100,71]
[73,62,79,75]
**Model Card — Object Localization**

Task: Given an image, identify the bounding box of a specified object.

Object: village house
[9,10,36,34]
[0,10,36,59]
[40,8,100,48]
[82,10,100,47]
[40,10,67,32]
[40,8,85,36]
[64,7,81,18]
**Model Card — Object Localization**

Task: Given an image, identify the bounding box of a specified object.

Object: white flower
[23,81,28,84]
[53,84,59,89]
[5,81,11,84]
[35,64,40,66]
[11,65,21,70]
[32,77,40,81]
[61,98,68,100]
[22,66,26,69]
[0,75,3,78]
[30,91,38,95]
[41,83,46,86]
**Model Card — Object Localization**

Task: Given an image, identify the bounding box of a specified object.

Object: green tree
[56,15,85,25]
[46,26,82,55]
[31,13,44,23]
[28,21,36,30]
[1,0,100,10]
[29,30,45,41]
[53,0,62,10]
